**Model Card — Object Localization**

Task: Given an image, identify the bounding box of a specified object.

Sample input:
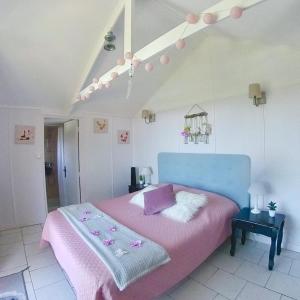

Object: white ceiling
[0,0,300,116]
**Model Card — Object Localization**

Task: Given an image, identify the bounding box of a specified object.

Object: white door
[62,120,81,206]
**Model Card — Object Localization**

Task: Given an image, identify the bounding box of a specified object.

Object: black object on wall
[131,167,137,186]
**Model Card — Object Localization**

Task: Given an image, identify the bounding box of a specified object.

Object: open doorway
[44,118,81,212]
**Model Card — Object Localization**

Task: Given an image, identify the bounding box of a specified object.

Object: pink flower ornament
[109,226,117,232]
[91,230,101,237]
[130,240,143,248]
[103,239,114,246]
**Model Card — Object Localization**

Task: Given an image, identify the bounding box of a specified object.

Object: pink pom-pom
[203,13,217,24]
[230,6,243,19]
[132,59,141,69]
[145,63,154,72]
[125,51,133,60]
[176,39,186,50]
[185,13,199,24]
[105,82,111,89]
[111,72,118,80]
[160,54,170,65]
[117,58,125,66]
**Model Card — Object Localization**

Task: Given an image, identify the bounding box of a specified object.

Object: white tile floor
[1,225,300,300]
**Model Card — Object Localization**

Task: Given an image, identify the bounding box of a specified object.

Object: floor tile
[289,259,300,278]
[255,241,270,251]
[259,251,292,274]
[0,231,22,245]
[235,261,271,286]
[281,296,296,300]
[190,261,218,284]
[0,228,21,236]
[234,243,265,264]
[214,295,229,300]
[155,295,172,300]
[266,271,300,300]
[281,249,300,261]
[31,264,66,290]
[23,231,42,245]
[0,251,27,272]
[205,269,246,299]
[35,280,76,300]
[170,278,216,300]
[27,250,57,271]
[26,281,37,300]
[25,241,50,257]
[0,242,24,257]
[237,282,281,300]
[22,225,42,236]
[0,264,28,278]
[209,252,243,274]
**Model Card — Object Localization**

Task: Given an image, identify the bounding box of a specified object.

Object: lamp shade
[140,167,152,176]
[248,182,266,195]
[249,83,262,98]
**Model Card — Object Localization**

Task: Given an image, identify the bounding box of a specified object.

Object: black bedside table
[230,208,285,270]
[128,184,145,193]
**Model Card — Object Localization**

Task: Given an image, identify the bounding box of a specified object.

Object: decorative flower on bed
[103,239,114,246]
[109,226,117,232]
[79,216,90,222]
[130,240,143,248]
[90,230,101,237]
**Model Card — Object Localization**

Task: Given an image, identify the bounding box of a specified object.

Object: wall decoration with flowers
[181,104,212,144]
[118,130,130,144]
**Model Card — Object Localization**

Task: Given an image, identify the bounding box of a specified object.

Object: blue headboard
[158,153,250,209]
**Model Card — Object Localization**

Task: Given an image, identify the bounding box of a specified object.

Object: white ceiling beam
[124,0,134,54]
[72,0,125,100]
[77,0,266,103]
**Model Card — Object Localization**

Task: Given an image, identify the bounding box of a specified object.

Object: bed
[41,153,250,300]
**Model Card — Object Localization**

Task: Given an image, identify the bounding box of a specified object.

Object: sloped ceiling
[0,0,300,116]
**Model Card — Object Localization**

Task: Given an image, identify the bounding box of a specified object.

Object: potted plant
[267,201,277,217]
[139,175,144,185]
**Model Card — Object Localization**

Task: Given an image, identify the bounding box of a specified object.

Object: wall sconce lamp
[142,110,155,124]
[249,83,266,106]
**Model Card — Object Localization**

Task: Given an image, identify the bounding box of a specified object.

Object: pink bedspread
[41,185,238,300]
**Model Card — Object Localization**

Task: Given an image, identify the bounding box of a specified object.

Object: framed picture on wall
[15,125,35,144]
[94,118,108,133]
[117,130,130,144]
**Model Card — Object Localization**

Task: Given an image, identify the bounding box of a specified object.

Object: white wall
[79,114,132,205]
[132,84,300,252]
[0,108,133,230]
[0,107,47,229]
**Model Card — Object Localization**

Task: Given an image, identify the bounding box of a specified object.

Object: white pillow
[162,192,207,223]
[129,185,158,208]
[175,191,207,208]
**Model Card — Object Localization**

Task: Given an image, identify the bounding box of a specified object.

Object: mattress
[41,184,238,300]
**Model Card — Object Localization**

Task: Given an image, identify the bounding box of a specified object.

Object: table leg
[277,221,284,256]
[230,222,237,256]
[241,230,246,245]
[269,235,277,270]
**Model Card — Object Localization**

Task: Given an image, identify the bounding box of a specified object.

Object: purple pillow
[144,184,175,215]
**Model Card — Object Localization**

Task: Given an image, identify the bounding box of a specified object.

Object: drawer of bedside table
[233,220,273,236]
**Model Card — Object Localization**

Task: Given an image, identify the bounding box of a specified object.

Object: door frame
[43,117,81,211]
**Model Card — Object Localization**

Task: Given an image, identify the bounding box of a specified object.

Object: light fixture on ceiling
[104,31,116,51]
[142,110,155,124]
[249,83,266,106]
